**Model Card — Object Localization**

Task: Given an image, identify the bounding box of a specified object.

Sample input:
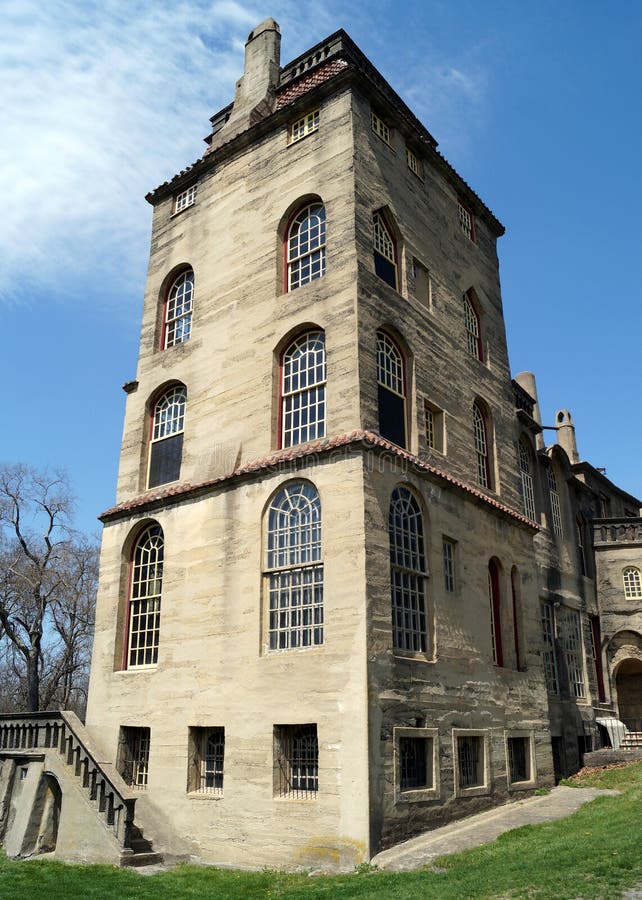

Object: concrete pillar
[515,371,544,449]
[555,409,579,464]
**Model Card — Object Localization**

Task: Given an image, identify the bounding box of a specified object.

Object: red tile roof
[275,59,349,109]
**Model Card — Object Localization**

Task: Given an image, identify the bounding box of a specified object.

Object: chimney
[209,19,281,150]
[555,409,580,464]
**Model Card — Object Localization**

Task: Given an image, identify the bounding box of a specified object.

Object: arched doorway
[616,658,642,731]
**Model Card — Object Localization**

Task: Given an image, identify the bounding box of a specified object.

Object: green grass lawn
[3,762,642,899]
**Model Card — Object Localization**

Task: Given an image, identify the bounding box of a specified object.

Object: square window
[274,724,318,799]
[173,185,197,214]
[424,400,444,453]
[406,147,422,177]
[454,730,489,797]
[371,111,391,145]
[289,109,320,144]
[394,727,439,801]
[117,726,151,790]
[188,727,225,795]
[443,538,456,593]
[458,201,475,242]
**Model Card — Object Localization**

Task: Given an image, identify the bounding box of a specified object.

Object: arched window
[265,482,323,651]
[464,291,482,360]
[126,523,164,668]
[623,567,642,599]
[473,402,492,489]
[488,559,503,666]
[373,212,398,290]
[547,466,563,537]
[286,202,326,291]
[163,270,193,348]
[389,487,428,653]
[511,566,523,671]
[518,441,536,520]
[148,384,186,489]
[576,514,587,576]
[377,331,406,448]
[280,331,326,448]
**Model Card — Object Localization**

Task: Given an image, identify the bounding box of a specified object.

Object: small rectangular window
[457,734,485,789]
[443,538,456,593]
[274,724,318,799]
[188,727,225,795]
[289,109,320,143]
[173,185,197,214]
[400,737,431,790]
[118,727,151,790]
[458,200,475,242]
[371,111,391,145]
[507,736,531,785]
[406,147,422,177]
[424,400,444,453]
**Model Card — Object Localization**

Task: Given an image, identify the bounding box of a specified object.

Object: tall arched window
[286,202,326,291]
[511,566,523,671]
[547,466,563,537]
[389,487,428,653]
[163,270,193,348]
[518,441,536,520]
[377,331,406,448]
[463,291,482,360]
[281,331,326,448]
[623,567,642,599]
[373,212,398,290]
[473,402,492,489]
[127,523,164,668]
[265,482,323,651]
[488,559,503,666]
[148,384,186,488]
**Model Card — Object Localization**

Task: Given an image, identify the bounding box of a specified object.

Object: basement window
[506,734,536,790]
[118,726,151,790]
[188,727,225,795]
[394,727,439,801]
[454,730,489,797]
[274,724,318,799]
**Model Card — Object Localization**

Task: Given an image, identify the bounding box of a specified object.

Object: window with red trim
[148,384,186,488]
[280,331,326,448]
[286,203,326,291]
[488,559,503,666]
[163,270,193,348]
[377,331,406,448]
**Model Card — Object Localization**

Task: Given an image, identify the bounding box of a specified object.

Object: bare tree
[0,465,98,714]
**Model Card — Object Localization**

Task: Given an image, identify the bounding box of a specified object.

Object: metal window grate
[199,727,225,794]
[458,735,483,788]
[274,724,318,799]
[399,737,431,790]
[119,727,150,790]
[508,736,530,783]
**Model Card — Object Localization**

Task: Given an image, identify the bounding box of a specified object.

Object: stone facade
[6,19,639,870]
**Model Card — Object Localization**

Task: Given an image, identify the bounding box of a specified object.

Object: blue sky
[3,0,641,536]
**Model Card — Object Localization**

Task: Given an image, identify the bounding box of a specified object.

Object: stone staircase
[621,731,642,749]
[0,711,162,867]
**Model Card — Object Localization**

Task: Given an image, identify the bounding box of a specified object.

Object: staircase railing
[0,711,137,849]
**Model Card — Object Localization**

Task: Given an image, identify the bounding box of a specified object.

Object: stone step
[120,851,164,868]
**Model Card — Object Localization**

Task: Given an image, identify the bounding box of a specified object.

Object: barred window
[623,567,642,599]
[458,200,475,241]
[389,487,428,653]
[127,523,163,668]
[519,442,536,520]
[540,603,559,695]
[457,734,484,789]
[163,270,193,348]
[148,384,186,488]
[507,736,531,784]
[281,331,326,448]
[118,726,150,789]
[558,607,585,699]
[373,212,398,290]
[377,332,406,448]
[399,737,431,790]
[290,109,319,143]
[464,292,482,360]
[173,185,196,214]
[189,727,225,795]
[274,724,318,798]
[287,202,326,290]
[371,111,391,145]
[265,482,323,651]
[443,539,455,593]
[473,402,491,488]
[547,467,563,537]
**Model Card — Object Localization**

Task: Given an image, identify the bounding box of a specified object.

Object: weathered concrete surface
[372,786,618,871]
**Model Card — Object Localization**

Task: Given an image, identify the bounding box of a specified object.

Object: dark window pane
[149,433,183,488]
[378,384,406,448]
[374,251,397,289]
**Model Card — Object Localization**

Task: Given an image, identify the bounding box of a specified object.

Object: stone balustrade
[593,518,642,547]
[0,710,136,849]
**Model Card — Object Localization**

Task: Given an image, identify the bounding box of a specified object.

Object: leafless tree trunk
[0,465,98,714]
